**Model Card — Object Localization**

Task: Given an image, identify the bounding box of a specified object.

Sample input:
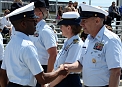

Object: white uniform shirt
[1,16,11,29]
[34,20,57,65]
[11,25,16,37]
[79,26,122,86]
[1,31,43,86]
[54,35,84,73]
[0,33,4,61]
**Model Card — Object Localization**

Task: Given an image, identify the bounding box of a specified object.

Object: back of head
[14,0,23,5]
[10,2,23,12]
[4,9,10,15]
[30,0,48,8]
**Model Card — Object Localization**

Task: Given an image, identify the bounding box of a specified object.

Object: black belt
[84,85,108,87]
[8,82,32,87]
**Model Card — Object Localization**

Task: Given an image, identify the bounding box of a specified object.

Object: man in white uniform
[63,4,122,87]
[30,1,58,86]
[0,2,68,87]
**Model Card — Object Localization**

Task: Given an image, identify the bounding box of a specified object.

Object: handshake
[57,64,70,76]
[42,62,81,87]
[44,64,70,87]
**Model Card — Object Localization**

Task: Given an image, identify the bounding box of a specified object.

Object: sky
[51,0,117,10]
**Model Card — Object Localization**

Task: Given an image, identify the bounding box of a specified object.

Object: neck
[91,25,103,38]
[67,33,75,39]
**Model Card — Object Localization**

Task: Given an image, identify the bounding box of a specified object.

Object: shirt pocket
[91,50,103,68]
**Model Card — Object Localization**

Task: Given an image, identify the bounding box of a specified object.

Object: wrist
[46,83,50,87]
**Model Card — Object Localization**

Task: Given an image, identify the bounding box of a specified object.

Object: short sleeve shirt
[1,16,11,29]
[1,31,43,86]
[54,35,84,73]
[34,20,57,65]
[78,26,122,86]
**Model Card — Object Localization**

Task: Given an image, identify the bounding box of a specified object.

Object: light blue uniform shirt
[79,26,122,86]
[54,35,84,73]
[1,31,43,86]
[0,33,4,61]
[34,20,57,65]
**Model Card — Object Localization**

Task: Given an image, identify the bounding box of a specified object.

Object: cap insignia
[95,14,97,16]
[24,15,26,17]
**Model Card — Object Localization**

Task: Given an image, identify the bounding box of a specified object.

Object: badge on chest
[93,42,104,51]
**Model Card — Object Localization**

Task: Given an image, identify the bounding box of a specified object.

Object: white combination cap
[6,2,38,21]
[58,12,81,25]
[62,12,80,19]
[78,4,108,19]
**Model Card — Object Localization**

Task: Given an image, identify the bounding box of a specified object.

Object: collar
[95,26,105,42]
[66,35,80,45]
[88,25,105,42]
[15,31,31,40]
[36,19,46,29]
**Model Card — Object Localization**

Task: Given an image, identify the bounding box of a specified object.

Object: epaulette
[73,39,79,44]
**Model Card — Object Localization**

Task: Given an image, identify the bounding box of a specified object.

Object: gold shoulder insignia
[73,39,79,44]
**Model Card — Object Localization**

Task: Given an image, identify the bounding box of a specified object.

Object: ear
[20,20,26,29]
[95,17,100,24]
[67,25,72,31]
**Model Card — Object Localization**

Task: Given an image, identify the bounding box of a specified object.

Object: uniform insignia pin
[92,58,96,63]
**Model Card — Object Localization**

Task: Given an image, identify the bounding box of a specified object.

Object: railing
[2,16,122,49]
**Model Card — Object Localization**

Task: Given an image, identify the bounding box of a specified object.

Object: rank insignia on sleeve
[93,42,104,51]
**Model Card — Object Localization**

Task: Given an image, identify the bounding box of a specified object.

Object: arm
[0,69,8,87]
[109,68,121,87]
[49,71,69,87]
[47,47,57,72]
[64,61,82,72]
[108,6,113,13]
[48,61,82,87]
[35,65,68,85]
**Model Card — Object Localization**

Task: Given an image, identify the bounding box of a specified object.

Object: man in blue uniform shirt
[30,1,58,87]
[0,2,68,87]
[63,4,122,87]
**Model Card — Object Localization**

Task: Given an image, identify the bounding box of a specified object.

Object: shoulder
[14,35,35,48]
[42,25,53,33]
[104,29,121,44]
